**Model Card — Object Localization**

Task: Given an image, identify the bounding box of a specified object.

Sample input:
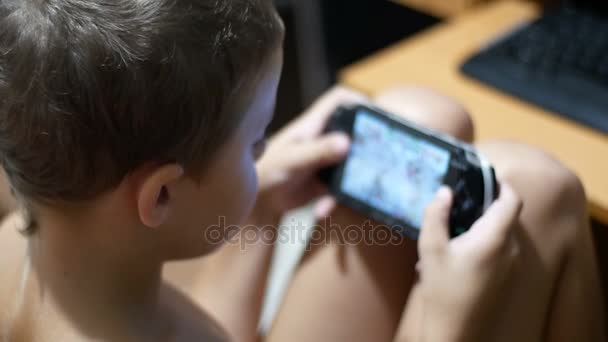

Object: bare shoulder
[0,214,231,342]
[162,283,232,342]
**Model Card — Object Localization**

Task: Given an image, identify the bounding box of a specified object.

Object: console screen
[341,110,451,228]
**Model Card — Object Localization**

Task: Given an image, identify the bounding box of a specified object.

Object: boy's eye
[253,138,267,160]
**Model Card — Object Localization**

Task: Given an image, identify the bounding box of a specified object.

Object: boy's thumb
[419,187,452,257]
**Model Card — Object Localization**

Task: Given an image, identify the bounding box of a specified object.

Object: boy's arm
[396,185,522,342]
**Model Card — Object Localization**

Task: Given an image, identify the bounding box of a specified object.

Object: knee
[501,143,583,215]
[529,157,586,223]
[542,163,586,220]
[373,86,474,142]
[480,141,587,245]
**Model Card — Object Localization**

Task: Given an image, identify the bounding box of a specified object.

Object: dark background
[270,0,438,133]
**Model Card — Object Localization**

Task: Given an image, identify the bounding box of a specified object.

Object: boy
[0,1,603,342]
[0,0,286,340]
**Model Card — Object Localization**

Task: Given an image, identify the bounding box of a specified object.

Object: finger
[283,86,370,139]
[285,132,350,171]
[468,182,523,245]
[314,195,337,220]
[419,187,452,257]
[306,86,370,123]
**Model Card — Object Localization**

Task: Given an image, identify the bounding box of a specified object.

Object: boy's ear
[136,163,184,228]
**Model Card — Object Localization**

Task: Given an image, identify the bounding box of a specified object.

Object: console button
[450,177,478,221]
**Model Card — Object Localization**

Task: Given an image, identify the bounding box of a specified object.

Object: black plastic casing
[320,105,498,240]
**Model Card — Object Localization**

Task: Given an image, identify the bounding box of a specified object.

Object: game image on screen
[341,110,451,228]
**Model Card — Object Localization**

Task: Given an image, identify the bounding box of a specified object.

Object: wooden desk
[341,0,608,223]
[392,0,487,18]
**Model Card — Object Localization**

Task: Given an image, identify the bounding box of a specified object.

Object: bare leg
[267,86,474,341]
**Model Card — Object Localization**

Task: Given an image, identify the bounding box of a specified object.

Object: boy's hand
[253,87,368,225]
[417,183,522,342]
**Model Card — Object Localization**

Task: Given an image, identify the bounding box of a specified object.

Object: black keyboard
[461,4,608,135]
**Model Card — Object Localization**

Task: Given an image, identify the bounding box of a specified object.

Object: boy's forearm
[395,322,476,342]
[418,322,471,342]
[394,296,487,342]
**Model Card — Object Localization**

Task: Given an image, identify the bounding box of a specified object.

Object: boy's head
[0,0,284,258]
